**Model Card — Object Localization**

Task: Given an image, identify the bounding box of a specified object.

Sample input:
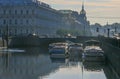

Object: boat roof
[84,46,102,51]
[84,40,101,47]
[52,46,66,49]
[70,43,83,46]
[85,40,100,43]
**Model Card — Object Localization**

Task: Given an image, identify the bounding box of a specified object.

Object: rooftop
[0,0,50,8]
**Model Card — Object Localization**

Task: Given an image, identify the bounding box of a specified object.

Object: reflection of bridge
[0,54,61,79]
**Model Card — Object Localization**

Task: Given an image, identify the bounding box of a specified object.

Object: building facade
[90,23,120,37]
[0,0,91,37]
[59,2,91,36]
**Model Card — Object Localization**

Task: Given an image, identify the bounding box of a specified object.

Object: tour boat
[49,42,69,58]
[49,46,69,58]
[69,43,83,52]
[49,42,68,49]
[82,40,105,61]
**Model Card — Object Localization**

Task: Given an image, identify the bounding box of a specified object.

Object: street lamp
[107,28,110,38]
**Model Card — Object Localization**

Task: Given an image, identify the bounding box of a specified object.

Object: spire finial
[82,0,84,10]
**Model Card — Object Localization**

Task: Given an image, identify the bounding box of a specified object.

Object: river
[0,47,119,79]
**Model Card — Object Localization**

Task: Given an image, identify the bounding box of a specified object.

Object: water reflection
[0,47,119,79]
[83,61,105,72]
[50,58,69,64]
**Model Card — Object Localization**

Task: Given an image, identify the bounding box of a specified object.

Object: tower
[80,1,87,20]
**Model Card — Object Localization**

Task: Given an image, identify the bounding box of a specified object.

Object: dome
[80,9,86,15]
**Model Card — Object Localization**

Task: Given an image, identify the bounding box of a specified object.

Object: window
[26,10,29,14]
[15,29,17,35]
[20,29,23,34]
[9,29,11,36]
[9,19,12,24]
[0,29,1,35]
[32,10,34,14]
[26,29,28,34]
[20,19,23,24]
[21,10,23,14]
[3,19,6,24]
[3,10,6,14]
[9,10,11,14]
[15,19,17,24]
[26,19,29,24]
[15,10,17,14]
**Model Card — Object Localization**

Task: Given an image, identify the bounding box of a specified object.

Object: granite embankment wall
[99,37,120,78]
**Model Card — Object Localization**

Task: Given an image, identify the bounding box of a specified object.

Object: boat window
[85,41,100,46]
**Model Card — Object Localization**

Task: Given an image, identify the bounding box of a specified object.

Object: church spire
[82,0,84,10]
[80,0,87,20]
[80,0,86,15]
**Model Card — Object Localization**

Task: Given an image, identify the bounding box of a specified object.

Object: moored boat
[69,43,83,52]
[49,46,68,58]
[49,42,68,49]
[49,42,69,58]
[82,40,105,61]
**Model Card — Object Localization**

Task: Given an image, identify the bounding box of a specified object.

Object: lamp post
[4,20,9,48]
[107,28,110,38]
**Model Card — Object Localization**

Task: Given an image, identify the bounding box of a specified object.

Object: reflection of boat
[50,58,69,63]
[83,61,105,71]
[82,40,105,61]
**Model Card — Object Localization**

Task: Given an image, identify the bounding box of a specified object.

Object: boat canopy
[85,40,100,46]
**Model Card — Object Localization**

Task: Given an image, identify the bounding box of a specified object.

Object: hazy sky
[40,0,120,25]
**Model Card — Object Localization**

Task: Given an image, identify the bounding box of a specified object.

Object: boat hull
[82,54,105,61]
[50,54,67,58]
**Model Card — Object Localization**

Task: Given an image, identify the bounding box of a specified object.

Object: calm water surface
[0,47,118,79]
